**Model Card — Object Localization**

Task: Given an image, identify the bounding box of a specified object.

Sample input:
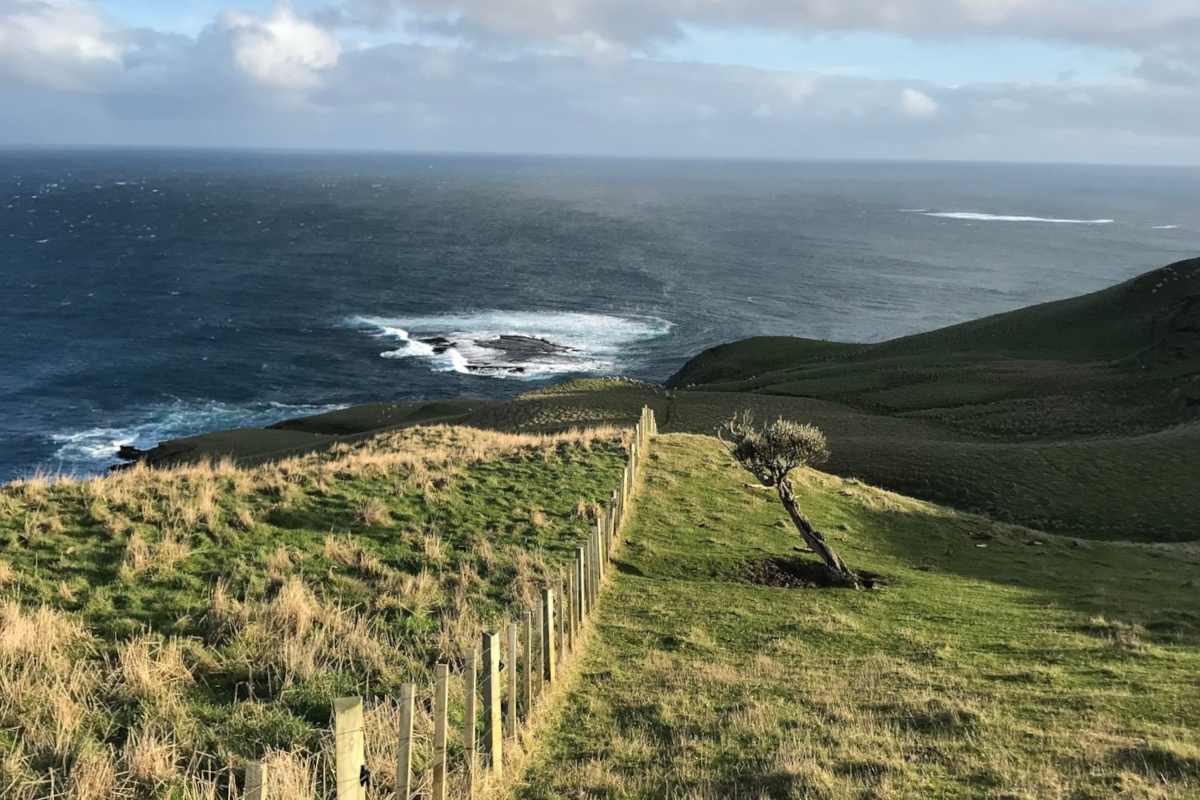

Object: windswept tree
[719,411,859,586]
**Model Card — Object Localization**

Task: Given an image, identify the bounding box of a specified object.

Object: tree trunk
[777,479,858,585]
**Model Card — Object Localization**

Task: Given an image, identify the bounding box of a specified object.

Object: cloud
[0,1,1199,163]
[323,0,1200,53]
[0,0,123,90]
[220,6,341,89]
[900,87,939,118]
[1135,45,1200,86]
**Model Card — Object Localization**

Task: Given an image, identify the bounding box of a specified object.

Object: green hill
[0,425,628,798]
[640,259,1200,542]
[511,435,1200,800]
[670,257,1200,388]
[116,260,1200,544]
[664,257,1200,440]
[2,420,1197,797]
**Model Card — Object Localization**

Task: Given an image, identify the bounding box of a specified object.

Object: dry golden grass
[0,421,629,798]
[65,746,120,800]
[123,725,179,786]
[264,544,293,582]
[116,635,194,708]
[353,497,390,527]
[422,533,446,564]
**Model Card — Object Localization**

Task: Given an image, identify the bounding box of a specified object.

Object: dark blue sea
[3,150,1199,481]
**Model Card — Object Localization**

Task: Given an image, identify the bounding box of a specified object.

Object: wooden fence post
[556,581,566,666]
[594,530,603,590]
[433,664,448,800]
[333,697,365,800]
[482,633,502,777]
[608,497,617,543]
[586,534,596,609]
[596,521,605,579]
[533,601,544,699]
[594,530,603,594]
[506,622,518,736]
[615,483,623,529]
[464,647,478,796]
[397,683,415,800]
[566,569,577,650]
[244,762,266,800]
[575,546,586,621]
[522,610,533,713]
[541,587,556,684]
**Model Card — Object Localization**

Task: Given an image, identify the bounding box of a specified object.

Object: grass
[641,260,1200,542]
[0,424,628,798]
[4,412,1198,798]
[93,262,1200,545]
[126,371,1200,543]
[511,434,1200,799]
[4,261,1195,796]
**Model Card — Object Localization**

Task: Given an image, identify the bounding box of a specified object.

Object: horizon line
[3,143,1199,171]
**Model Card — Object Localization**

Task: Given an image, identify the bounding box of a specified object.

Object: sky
[1,0,1200,163]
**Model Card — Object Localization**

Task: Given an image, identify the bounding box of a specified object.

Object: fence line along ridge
[242,406,657,799]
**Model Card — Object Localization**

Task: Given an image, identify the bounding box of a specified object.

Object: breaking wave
[48,399,345,474]
[915,211,1114,225]
[350,310,672,378]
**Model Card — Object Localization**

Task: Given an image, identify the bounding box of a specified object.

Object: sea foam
[350,310,672,379]
[48,399,345,474]
[917,211,1114,225]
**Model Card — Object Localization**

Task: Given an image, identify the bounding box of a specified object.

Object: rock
[117,445,148,462]
[418,336,455,354]
[473,334,574,360]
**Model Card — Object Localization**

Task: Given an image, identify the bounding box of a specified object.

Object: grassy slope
[468,382,1200,543]
[121,371,1200,542]
[0,425,625,798]
[512,435,1200,799]
[645,260,1200,543]
[669,258,1200,390]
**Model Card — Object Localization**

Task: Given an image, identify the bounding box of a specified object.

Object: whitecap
[48,399,346,474]
[1152,224,1180,230]
[916,211,1114,225]
[349,310,672,379]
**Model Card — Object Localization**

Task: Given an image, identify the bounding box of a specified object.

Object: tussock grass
[0,424,627,798]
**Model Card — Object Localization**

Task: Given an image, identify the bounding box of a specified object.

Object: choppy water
[3,150,1199,480]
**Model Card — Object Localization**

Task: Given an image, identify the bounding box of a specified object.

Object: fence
[242,407,658,799]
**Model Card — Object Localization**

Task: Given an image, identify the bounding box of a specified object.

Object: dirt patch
[744,556,887,589]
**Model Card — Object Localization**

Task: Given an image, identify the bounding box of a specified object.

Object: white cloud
[0,0,123,90]
[221,6,341,90]
[901,87,940,118]
[330,0,1200,53]
[1,0,1200,162]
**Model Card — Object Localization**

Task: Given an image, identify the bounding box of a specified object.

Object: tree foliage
[719,410,830,487]
[719,410,857,585]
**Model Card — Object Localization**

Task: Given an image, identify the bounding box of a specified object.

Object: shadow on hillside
[743,556,887,589]
[836,497,1200,646]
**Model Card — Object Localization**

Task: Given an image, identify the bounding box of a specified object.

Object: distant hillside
[103,263,1200,542]
[667,258,1200,437]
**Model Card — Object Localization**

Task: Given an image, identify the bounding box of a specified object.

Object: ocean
[3,150,1199,481]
